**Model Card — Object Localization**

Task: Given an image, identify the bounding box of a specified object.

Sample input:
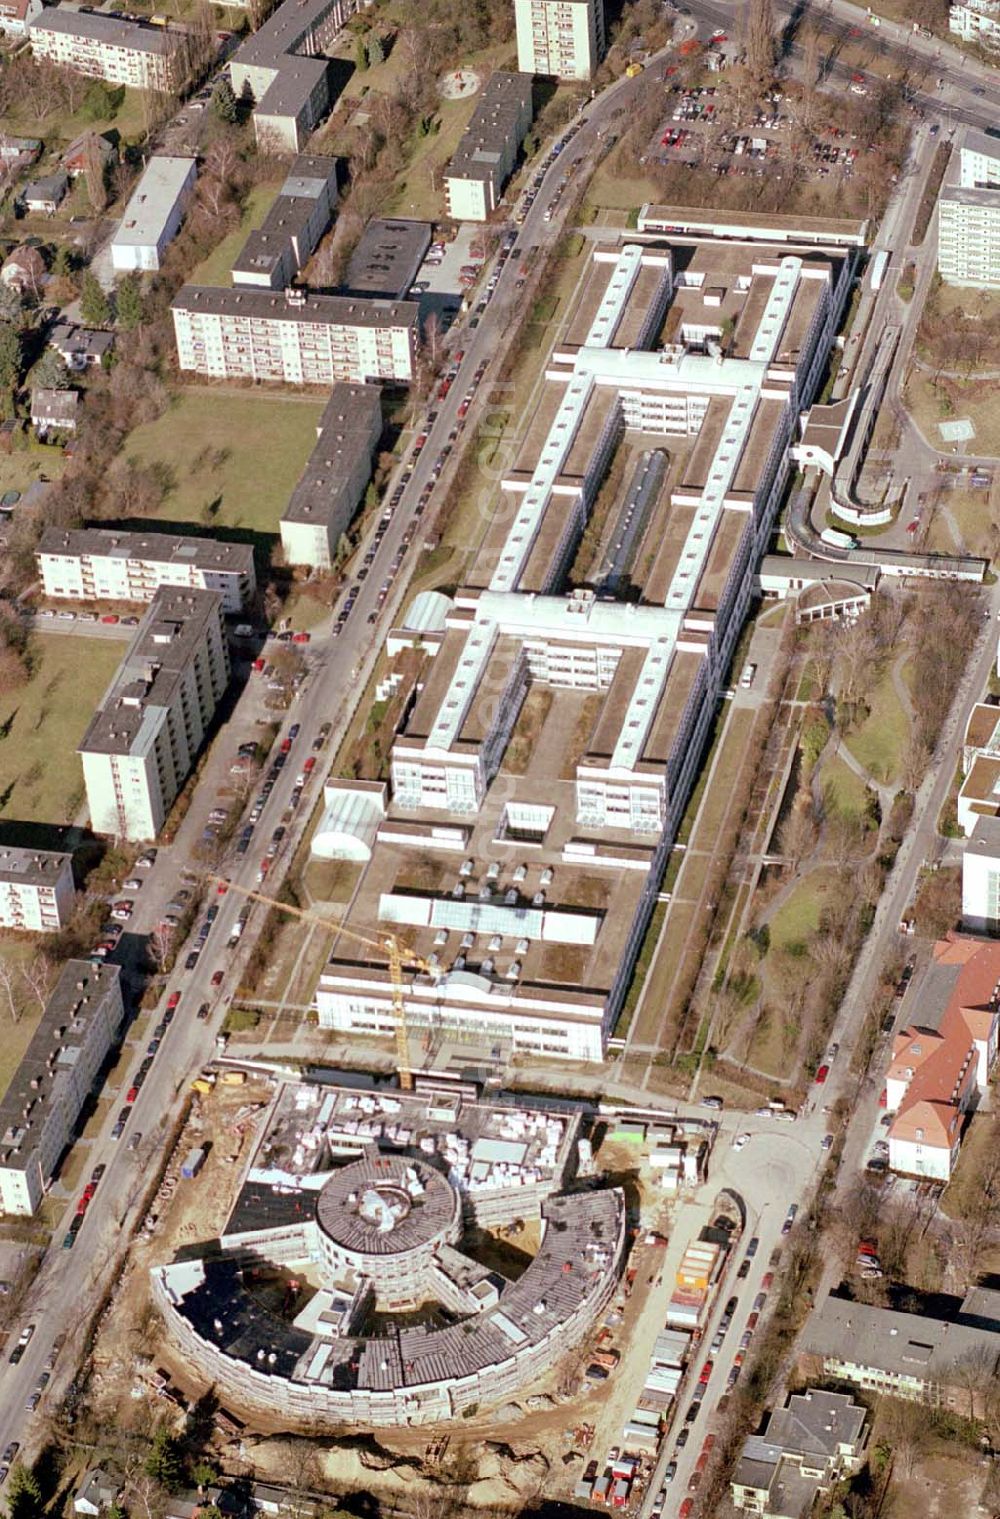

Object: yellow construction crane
[209,876,432,1091]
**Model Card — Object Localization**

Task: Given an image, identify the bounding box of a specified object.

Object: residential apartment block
[957,701,1000,834]
[514,0,604,80]
[0,847,74,934]
[950,0,1000,47]
[0,0,41,39]
[0,961,124,1215]
[938,132,1000,289]
[78,588,230,842]
[883,936,999,1180]
[963,814,1000,933]
[229,0,367,151]
[444,71,533,223]
[731,1389,867,1517]
[802,1287,1000,1409]
[280,383,382,569]
[28,9,187,93]
[111,155,197,274]
[171,286,419,386]
[37,527,256,614]
[231,154,338,290]
[314,216,858,1061]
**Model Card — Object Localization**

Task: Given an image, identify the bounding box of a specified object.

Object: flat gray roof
[30,7,181,54]
[941,184,1000,210]
[231,153,337,282]
[446,70,533,185]
[345,218,432,299]
[172,285,420,332]
[231,0,344,71]
[113,155,194,251]
[0,846,72,890]
[0,961,121,1176]
[78,586,223,759]
[38,526,254,578]
[282,382,381,526]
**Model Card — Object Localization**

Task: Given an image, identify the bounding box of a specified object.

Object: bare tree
[84,133,108,214]
[744,0,776,85]
[20,956,54,1013]
[0,957,20,1023]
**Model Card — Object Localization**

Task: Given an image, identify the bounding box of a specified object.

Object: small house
[22,172,68,216]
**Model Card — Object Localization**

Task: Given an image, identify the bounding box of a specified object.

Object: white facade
[111,156,196,274]
[515,0,605,79]
[887,1128,960,1183]
[37,528,255,614]
[444,71,533,224]
[963,816,1000,933]
[171,288,418,387]
[950,1,1000,47]
[0,963,123,1215]
[28,10,184,91]
[0,848,74,933]
[0,0,41,38]
[78,588,229,842]
[939,187,1000,288]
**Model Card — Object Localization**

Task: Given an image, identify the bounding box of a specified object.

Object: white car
[733,1133,750,1150]
[123,877,143,891]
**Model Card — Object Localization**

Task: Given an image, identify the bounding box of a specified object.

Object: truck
[181,1147,206,1179]
[820,526,858,551]
[869,248,889,292]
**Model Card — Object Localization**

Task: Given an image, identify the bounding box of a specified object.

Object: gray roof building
[23,171,68,211]
[29,6,179,54]
[446,71,534,187]
[344,218,432,300]
[231,153,338,290]
[31,389,79,431]
[732,1389,868,1519]
[37,526,255,614]
[280,382,382,569]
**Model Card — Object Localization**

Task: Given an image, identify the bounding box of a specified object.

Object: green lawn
[844,669,909,785]
[0,635,123,826]
[189,182,282,289]
[122,389,327,538]
[821,752,870,819]
[0,444,65,497]
[768,870,833,954]
[940,1113,996,1221]
[0,87,149,150]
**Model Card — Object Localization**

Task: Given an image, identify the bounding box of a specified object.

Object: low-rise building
[231,154,337,290]
[28,8,187,92]
[171,286,419,387]
[62,131,116,180]
[0,0,41,39]
[514,0,605,79]
[963,814,1000,934]
[883,936,1000,1180]
[37,527,256,613]
[444,72,533,223]
[731,1389,868,1517]
[344,218,432,300]
[2,244,46,297]
[49,323,114,372]
[801,1288,1000,1409]
[0,846,74,933]
[74,1470,121,1517]
[111,155,197,273]
[229,0,366,151]
[31,389,79,437]
[78,587,230,842]
[280,382,382,569]
[23,172,68,216]
[0,961,124,1215]
[0,135,41,167]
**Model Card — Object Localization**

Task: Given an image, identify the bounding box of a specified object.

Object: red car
[679,1501,694,1519]
[747,1311,760,1330]
[126,1085,138,1104]
[167,991,181,1010]
[303,757,316,774]
[217,877,230,895]
[292,631,311,645]
[211,970,224,988]
[252,657,266,673]
[761,1272,774,1290]
[281,738,292,755]
[815,1064,829,1084]
[100,614,119,624]
[699,1359,713,1385]
[76,1195,89,1216]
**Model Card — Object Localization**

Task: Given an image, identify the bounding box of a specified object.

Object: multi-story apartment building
[28,9,186,93]
[0,962,123,1215]
[950,0,1000,47]
[0,847,74,934]
[939,130,1000,288]
[0,0,42,39]
[280,383,382,569]
[78,588,229,842]
[963,815,1000,932]
[229,0,367,151]
[111,155,197,274]
[444,71,533,223]
[231,154,338,290]
[314,217,859,1061]
[514,0,604,80]
[37,527,256,615]
[171,287,419,386]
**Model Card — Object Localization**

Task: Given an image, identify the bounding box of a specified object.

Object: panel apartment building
[0,961,123,1215]
[28,9,186,92]
[229,0,368,151]
[444,71,533,223]
[111,155,196,274]
[78,587,229,842]
[171,286,419,386]
[514,0,605,80]
[37,527,256,615]
[938,129,1000,289]
[0,846,74,933]
[314,216,859,1061]
[280,382,382,569]
[231,153,338,290]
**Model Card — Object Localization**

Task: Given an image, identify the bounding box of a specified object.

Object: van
[739,662,756,688]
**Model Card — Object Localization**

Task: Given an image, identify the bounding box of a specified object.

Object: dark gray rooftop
[344,219,432,299]
[315,1153,459,1257]
[281,382,381,527]
[231,154,337,283]
[803,1291,1000,1381]
[30,7,181,54]
[0,845,72,890]
[446,71,533,186]
[38,526,254,579]
[172,285,420,331]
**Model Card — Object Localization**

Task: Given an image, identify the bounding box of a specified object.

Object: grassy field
[0,635,123,826]
[940,1112,995,1222]
[0,88,148,150]
[903,370,1000,458]
[189,182,282,289]
[123,389,326,538]
[822,752,870,818]
[0,445,65,498]
[844,669,909,785]
[768,870,833,953]
[584,168,661,215]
